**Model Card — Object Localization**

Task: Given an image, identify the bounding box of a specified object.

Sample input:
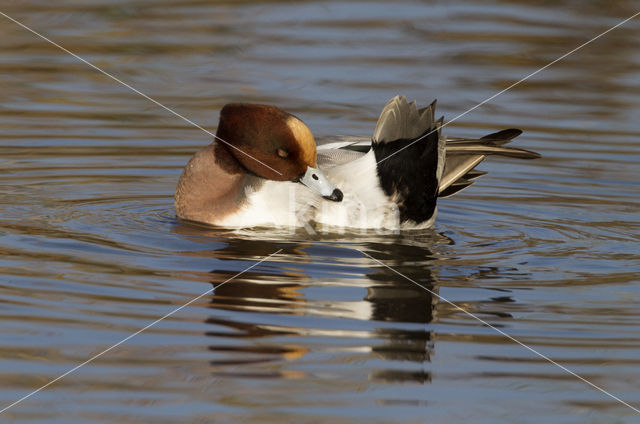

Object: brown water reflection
[1,0,640,423]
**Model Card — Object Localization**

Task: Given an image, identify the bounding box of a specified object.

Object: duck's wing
[317,137,370,168]
[317,135,370,149]
[371,96,446,225]
[438,129,541,197]
[373,97,439,143]
[317,148,365,168]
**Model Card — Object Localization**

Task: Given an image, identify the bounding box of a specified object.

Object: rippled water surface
[1,1,640,423]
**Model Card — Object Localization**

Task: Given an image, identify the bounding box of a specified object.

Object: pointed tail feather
[445,143,541,159]
[439,128,540,197]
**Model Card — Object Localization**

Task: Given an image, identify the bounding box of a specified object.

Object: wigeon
[175,96,540,230]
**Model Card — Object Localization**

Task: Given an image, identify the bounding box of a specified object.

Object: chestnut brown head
[215,103,317,181]
[214,103,343,202]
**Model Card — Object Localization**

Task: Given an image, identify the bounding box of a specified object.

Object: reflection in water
[199,234,438,384]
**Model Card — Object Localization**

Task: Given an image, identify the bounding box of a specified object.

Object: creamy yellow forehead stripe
[286,116,316,167]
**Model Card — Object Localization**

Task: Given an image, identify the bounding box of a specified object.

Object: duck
[174,96,540,230]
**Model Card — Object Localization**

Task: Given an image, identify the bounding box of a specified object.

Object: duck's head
[215,103,343,202]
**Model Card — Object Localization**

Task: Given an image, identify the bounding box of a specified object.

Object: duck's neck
[174,142,247,224]
[212,142,245,174]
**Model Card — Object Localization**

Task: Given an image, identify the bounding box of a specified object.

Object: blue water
[1,1,640,423]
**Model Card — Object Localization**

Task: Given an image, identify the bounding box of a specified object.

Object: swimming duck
[175,96,540,230]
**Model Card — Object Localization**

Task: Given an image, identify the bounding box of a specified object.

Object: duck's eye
[276,148,289,158]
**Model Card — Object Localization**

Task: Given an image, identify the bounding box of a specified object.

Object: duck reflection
[173,223,442,385]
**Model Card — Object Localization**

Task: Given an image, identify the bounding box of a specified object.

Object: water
[1,1,640,422]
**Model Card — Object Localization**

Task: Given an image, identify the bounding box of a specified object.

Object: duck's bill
[298,166,343,202]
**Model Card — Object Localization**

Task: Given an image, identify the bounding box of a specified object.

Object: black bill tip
[323,188,343,202]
